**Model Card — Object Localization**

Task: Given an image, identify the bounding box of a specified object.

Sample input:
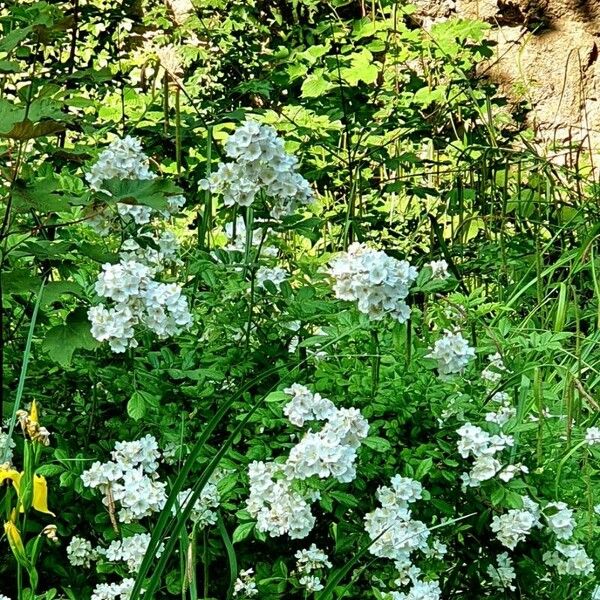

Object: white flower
[0,426,16,463]
[173,472,223,528]
[89,259,192,353]
[428,259,449,280]
[67,536,97,568]
[246,388,368,539]
[201,120,313,219]
[544,502,575,540]
[487,552,516,591]
[327,243,418,323]
[365,475,430,563]
[91,577,135,600]
[81,436,167,523]
[256,266,288,289]
[491,508,538,549]
[543,542,594,576]
[283,384,336,427]
[426,330,474,378]
[481,352,507,384]
[100,533,162,573]
[592,585,600,600]
[295,544,332,573]
[388,579,442,600]
[585,426,600,445]
[233,568,258,597]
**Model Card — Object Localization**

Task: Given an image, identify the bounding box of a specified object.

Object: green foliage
[0,1,599,600]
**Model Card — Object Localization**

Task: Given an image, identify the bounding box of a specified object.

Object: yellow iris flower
[0,467,54,516]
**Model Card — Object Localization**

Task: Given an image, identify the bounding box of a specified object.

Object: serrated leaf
[100,178,182,212]
[127,391,147,421]
[40,281,83,307]
[343,49,379,86]
[1,269,42,295]
[301,70,333,98]
[42,307,99,367]
[11,181,71,213]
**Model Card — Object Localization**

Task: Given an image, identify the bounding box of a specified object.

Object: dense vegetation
[0,1,599,599]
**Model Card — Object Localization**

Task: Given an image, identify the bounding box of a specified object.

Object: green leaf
[11,180,71,213]
[301,70,333,98]
[363,436,391,452]
[100,178,183,211]
[342,49,379,86]
[127,391,147,421]
[35,464,65,478]
[0,27,33,53]
[41,308,99,367]
[415,457,434,480]
[265,391,288,403]
[232,522,255,544]
[40,281,83,307]
[1,269,41,295]
[0,60,20,73]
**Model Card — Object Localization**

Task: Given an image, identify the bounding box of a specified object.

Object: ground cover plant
[0,1,599,599]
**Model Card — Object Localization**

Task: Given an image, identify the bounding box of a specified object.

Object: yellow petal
[29,400,38,425]
[32,475,55,516]
[0,467,21,494]
[4,520,27,566]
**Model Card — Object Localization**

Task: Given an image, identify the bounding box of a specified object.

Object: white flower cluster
[457,423,525,488]
[327,243,418,322]
[285,406,369,484]
[200,120,313,219]
[283,383,336,427]
[428,259,449,280]
[246,384,368,539]
[119,231,181,270]
[67,532,163,582]
[246,460,316,539]
[387,580,442,600]
[585,426,600,445]
[426,330,475,378]
[593,585,600,600]
[173,471,223,528]
[81,435,167,523]
[294,544,332,592]
[233,568,258,598]
[223,216,277,257]
[364,475,431,566]
[543,542,595,576]
[102,533,161,573]
[67,536,98,568]
[481,352,508,384]
[0,425,15,463]
[89,258,192,353]
[491,504,540,550]
[256,266,288,290]
[0,595,10,600]
[544,501,576,540]
[91,578,135,600]
[86,137,191,353]
[86,136,184,231]
[486,552,516,591]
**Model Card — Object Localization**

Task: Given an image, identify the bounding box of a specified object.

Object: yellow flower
[31,475,54,516]
[4,520,28,566]
[0,465,21,494]
[29,400,39,425]
[1,467,54,516]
